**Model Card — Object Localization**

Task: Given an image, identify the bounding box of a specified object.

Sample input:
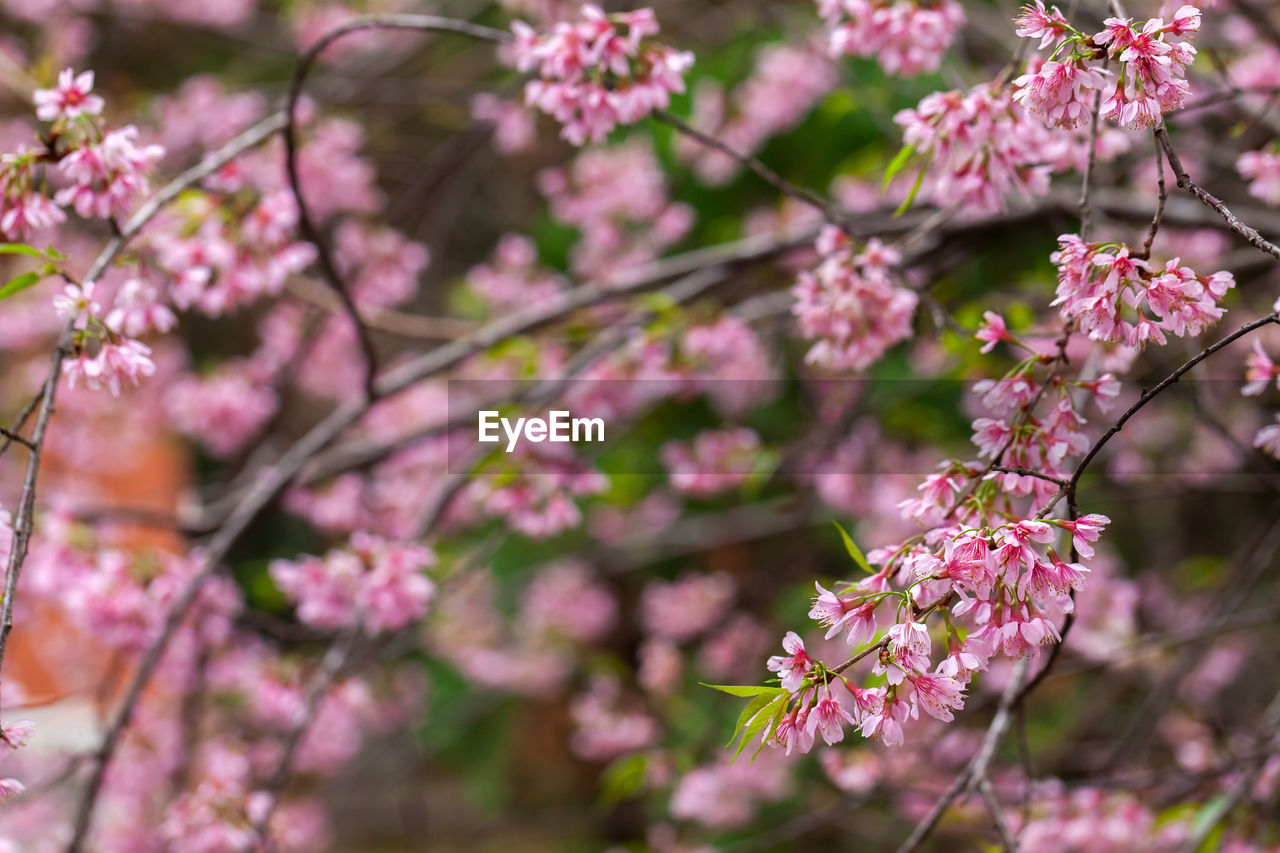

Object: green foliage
[0,243,62,301]
[833,520,873,574]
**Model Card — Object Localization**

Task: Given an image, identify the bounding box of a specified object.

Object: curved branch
[283,14,511,400]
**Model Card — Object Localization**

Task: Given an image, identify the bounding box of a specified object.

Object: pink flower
[661,428,761,497]
[62,337,156,397]
[858,688,915,747]
[793,232,917,372]
[1255,416,1280,459]
[1051,235,1232,344]
[1238,150,1280,206]
[807,686,856,745]
[819,0,965,77]
[34,68,104,122]
[1243,340,1280,396]
[772,706,816,755]
[894,84,1056,213]
[53,280,101,329]
[908,672,965,721]
[55,126,164,219]
[809,582,878,646]
[1013,57,1109,130]
[106,278,177,337]
[511,5,693,144]
[766,631,814,692]
[0,719,33,750]
[1014,1,1073,49]
[975,311,1016,353]
[936,646,984,684]
[0,187,66,238]
[0,777,24,804]
[1056,513,1110,559]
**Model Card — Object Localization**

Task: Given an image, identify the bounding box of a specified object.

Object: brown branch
[1079,88,1104,241]
[0,335,69,688]
[283,14,511,400]
[1155,125,1280,261]
[1137,127,1167,260]
[976,776,1019,852]
[653,109,854,232]
[1054,311,1280,507]
[895,658,1029,853]
[246,635,359,849]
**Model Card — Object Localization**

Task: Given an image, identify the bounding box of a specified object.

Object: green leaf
[600,753,648,804]
[700,683,785,698]
[749,699,790,763]
[0,243,41,258]
[727,690,785,747]
[731,693,788,762]
[833,521,873,574]
[0,271,42,301]
[882,144,915,188]
[894,164,928,217]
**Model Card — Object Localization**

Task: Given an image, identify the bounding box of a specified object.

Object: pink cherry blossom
[33,68,104,122]
[818,0,964,76]
[511,5,694,145]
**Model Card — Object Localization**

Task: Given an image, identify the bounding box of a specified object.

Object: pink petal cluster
[894,84,1057,213]
[1051,234,1234,346]
[33,68,104,122]
[660,427,761,497]
[792,227,917,372]
[1238,150,1280,206]
[511,5,694,145]
[55,125,164,219]
[538,138,692,282]
[62,337,156,397]
[817,0,964,76]
[270,535,436,635]
[166,361,279,458]
[1243,341,1280,397]
[642,572,735,642]
[1013,3,1201,130]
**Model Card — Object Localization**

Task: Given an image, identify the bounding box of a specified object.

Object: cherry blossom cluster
[661,427,762,497]
[1051,235,1235,346]
[270,534,437,635]
[894,83,1060,214]
[1013,3,1201,130]
[54,280,158,397]
[537,139,693,282]
[729,283,1128,755]
[470,444,609,538]
[792,226,917,372]
[1238,149,1280,206]
[1243,335,1280,459]
[511,5,694,145]
[0,718,34,805]
[1,69,163,238]
[816,0,964,77]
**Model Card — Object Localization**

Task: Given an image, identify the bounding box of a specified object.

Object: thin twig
[653,109,853,232]
[1079,89,1104,240]
[895,659,1029,853]
[1155,126,1280,261]
[976,776,1019,852]
[1137,127,1167,260]
[0,336,69,687]
[282,15,510,399]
